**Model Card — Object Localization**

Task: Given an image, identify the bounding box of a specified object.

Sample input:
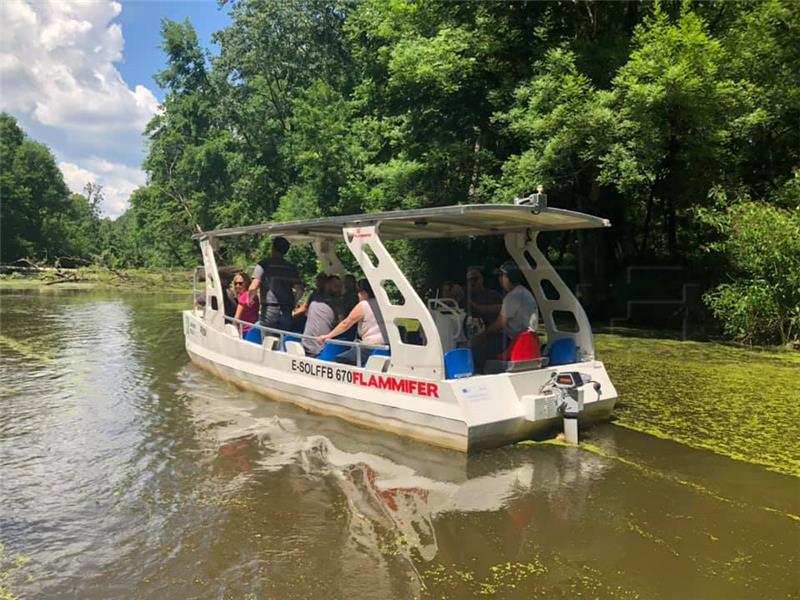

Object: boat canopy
[192,204,610,241]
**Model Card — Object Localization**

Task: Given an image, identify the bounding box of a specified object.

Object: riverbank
[0,267,193,293]
[596,333,800,478]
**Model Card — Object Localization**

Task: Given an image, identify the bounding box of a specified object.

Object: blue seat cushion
[444,347,474,379]
[548,338,577,366]
[318,341,350,361]
[243,327,262,345]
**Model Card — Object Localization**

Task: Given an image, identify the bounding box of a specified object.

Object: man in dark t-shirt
[247,236,300,331]
[466,266,503,325]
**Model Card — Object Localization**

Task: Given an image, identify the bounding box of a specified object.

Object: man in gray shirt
[302,276,342,356]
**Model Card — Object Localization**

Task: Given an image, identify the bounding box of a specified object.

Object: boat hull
[184,311,617,452]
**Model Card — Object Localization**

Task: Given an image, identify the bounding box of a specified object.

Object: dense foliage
[702,200,800,345]
[2,0,797,343]
[0,114,107,265]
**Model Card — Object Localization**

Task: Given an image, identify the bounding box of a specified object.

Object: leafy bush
[703,201,800,345]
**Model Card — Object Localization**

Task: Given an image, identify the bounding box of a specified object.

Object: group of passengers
[209,235,539,370]
[439,263,539,367]
[220,236,388,365]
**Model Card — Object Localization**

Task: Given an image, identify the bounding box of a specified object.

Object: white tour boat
[183,194,618,451]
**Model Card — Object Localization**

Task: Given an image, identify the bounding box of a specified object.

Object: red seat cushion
[497,331,541,361]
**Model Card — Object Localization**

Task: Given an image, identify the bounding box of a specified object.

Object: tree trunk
[666,194,677,258]
[639,186,655,256]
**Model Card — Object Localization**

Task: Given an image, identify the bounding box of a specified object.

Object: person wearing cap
[469,260,538,367]
[247,236,301,331]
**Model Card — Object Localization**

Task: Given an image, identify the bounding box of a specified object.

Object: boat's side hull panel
[187,347,471,451]
[184,311,617,451]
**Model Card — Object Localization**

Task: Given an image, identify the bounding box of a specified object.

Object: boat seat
[444,347,474,379]
[549,338,577,366]
[497,331,541,362]
[371,348,390,357]
[483,357,548,374]
[280,335,302,352]
[364,354,390,373]
[262,335,280,351]
[243,327,262,345]
[225,324,240,338]
[285,340,306,356]
[318,341,350,362]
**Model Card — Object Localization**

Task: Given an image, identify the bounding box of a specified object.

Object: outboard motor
[550,372,602,444]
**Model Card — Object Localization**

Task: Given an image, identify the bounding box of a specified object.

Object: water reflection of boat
[184,199,618,451]
[184,378,611,569]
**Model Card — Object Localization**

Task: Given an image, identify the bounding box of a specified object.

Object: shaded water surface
[1,290,798,599]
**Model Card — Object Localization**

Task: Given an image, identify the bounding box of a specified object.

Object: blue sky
[0,0,230,217]
[116,0,230,102]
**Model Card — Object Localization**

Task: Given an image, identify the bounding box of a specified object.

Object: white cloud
[0,0,157,133]
[0,0,159,216]
[60,159,146,219]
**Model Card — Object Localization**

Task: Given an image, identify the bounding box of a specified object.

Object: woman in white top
[318,279,388,364]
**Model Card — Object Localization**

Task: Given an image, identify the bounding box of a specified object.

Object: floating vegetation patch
[517,440,800,522]
[422,559,546,597]
[596,334,800,477]
[0,543,31,600]
[0,335,53,364]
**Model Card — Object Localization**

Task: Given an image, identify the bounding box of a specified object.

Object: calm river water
[1,289,798,599]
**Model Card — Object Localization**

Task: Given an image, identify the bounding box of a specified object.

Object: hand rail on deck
[223,314,389,366]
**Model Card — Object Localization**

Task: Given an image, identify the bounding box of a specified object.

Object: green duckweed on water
[0,543,31,600]
[595,333,800,478]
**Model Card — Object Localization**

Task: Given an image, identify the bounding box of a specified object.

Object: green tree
[0,113,72,262]
[703,201,800,345]
[721,0,800,198]
[598,7,746,257]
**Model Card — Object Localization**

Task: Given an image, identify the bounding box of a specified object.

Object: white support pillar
[343,224,444,379]
[199,238,226,331]
[505,231,595,359]
[312,237,345,275]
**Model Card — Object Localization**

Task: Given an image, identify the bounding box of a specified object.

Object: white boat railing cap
[191,203,611,241]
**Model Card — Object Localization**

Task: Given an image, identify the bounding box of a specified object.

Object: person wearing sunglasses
[466,265,505,369]
[465,266,503,326]
[232,272,259,334]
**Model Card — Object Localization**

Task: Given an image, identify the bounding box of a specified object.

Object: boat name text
[290,359,439,398]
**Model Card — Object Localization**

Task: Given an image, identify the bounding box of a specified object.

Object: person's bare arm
[247,278,260,307]
[471,313,507,344]
[471,300,503,314]
[292,300,309,318]
[485,313,508,333]
[319,303,363,342]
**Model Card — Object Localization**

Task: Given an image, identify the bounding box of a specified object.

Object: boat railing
[192,266,202,302]
[223,314,390,366]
